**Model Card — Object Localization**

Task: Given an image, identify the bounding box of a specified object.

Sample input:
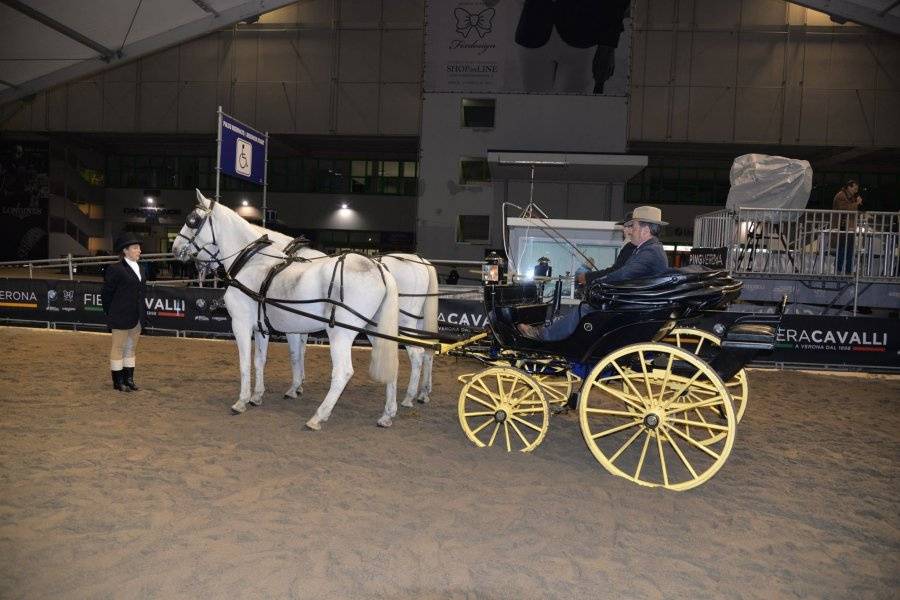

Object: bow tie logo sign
[235,137,252,177]
[454,7,495,39]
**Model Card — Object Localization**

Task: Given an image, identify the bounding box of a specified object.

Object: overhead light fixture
[340,202,349,210]
[145,196,154,204]
[241,199,249,206]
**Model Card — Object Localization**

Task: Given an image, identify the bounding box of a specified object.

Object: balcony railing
[693,208,899,282]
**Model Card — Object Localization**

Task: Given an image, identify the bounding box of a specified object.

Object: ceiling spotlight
[241,199,249,206]
[145,196,154,204]
[340,202,349,210]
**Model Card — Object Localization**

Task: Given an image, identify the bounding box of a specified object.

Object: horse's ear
[195,189,209,208]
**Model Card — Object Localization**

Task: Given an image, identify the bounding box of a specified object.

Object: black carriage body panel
[482,271,787,376]
[484,284,678,363]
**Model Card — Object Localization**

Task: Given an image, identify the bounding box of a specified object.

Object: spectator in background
[832,180,863,274]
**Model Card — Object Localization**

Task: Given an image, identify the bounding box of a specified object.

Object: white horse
[250,225,438,407]
[172,191,400,430]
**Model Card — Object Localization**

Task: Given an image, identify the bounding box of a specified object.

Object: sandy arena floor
[0,327,898,599]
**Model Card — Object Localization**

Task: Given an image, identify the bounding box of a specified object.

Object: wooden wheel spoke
[511,414,543,433]
[464,410,495,418]
[662,369,704,406]
[656,429,669,487]
[590,419,641,440]
[474,379,498,401]
[666,425,721,459]
[666,397,725,414]
[486,421,501,446]
[495,373,506,401]
[634,431,652,480]
[662,427,698,478]
[655,352,675,404]
[503,421,512,452]
[585,407,643,418]
[609,428,644,464]
[638,350,654,399]
[509,420,532,448]
[593,382,646,413]
[611,359,647,404]
[691,408,718,439]
[470,416,495,436]
[465,392,498,411]
[668,417,729,431]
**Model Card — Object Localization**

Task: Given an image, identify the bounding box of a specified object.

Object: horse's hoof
[305,419,321,431]
[400,399,414,408]
[416,395,430,405]
[249,396,263,407]
[283,389,297,399]
[376,416,393,428]
[231,402,247,414]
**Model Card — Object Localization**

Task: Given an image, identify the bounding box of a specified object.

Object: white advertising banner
[424,0,633,95]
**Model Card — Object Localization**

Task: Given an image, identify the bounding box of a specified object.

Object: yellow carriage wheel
[458,367,549,453]
[664,327,749,426]
[531,371,579,406]
[578,343,736,491]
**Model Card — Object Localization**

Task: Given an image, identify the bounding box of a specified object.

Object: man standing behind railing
[833,180,863,274]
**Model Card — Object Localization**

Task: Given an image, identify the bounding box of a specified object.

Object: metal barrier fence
[693,208,900,282]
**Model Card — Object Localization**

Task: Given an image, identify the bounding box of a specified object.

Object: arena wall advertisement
[424,0,633,95]
[1,279,896,371]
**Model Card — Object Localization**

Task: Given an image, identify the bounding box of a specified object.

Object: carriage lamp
[482,251,506,284]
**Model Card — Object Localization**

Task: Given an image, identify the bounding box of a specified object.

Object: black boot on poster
[122,367,140,391]
[111,370,131,392]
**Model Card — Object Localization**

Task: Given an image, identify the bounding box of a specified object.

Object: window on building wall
[461,98,496,128]
[351,160,374,193]
[402,161,417,195]
[378,160,401,194]
[460,157,490,185]
[457,214,490,243]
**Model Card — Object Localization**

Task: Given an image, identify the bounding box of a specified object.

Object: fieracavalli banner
[1,279,897,371]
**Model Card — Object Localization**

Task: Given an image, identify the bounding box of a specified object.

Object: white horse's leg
[249,330,269,406]
[400,345,424,408]
[231,325,254,414]
[284,333,308,399]
[417,350,435,404]
[380,378,398,428]
[305,331,354,431]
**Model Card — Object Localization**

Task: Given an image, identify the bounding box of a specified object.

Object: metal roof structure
[0,0,296,105]
[788,0,900,33]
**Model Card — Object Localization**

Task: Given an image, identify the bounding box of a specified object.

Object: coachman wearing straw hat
[101,232,147,392]
[518,206,669,341]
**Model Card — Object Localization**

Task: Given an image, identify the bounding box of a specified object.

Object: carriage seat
[587,267,740,313]
[722,323,776,350]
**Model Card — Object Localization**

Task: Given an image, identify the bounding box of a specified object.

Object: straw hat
[629,206,668,226]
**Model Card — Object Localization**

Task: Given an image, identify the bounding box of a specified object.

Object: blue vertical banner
[218,112,267,185]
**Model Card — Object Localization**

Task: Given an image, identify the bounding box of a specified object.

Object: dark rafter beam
[190,0,220,17]
[0,0,117,59]
[789,0,900,35]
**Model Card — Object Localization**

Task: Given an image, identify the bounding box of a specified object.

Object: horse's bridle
[175,203,224,271]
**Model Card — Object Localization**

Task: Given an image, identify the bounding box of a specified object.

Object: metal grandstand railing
[694,208,900,282]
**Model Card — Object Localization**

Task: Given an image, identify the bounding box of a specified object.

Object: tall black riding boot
[123,366,140,391]
[111,370,131,392]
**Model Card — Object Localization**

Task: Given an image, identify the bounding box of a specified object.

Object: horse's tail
[423,259,439,338]
[369,268,399,384]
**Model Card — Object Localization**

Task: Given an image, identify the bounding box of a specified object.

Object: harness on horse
[178,204,439,342]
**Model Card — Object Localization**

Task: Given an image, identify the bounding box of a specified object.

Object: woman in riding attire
[101,233,147,392]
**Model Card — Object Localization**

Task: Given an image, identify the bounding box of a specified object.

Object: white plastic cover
[725,154,813,210]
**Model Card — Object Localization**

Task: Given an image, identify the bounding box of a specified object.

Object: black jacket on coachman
[515,0,631,49]
[101,259,147,329]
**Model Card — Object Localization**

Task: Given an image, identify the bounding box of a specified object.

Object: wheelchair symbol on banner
[235,137,252,177]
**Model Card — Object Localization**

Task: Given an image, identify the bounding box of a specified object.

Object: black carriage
[453,268,785,491]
